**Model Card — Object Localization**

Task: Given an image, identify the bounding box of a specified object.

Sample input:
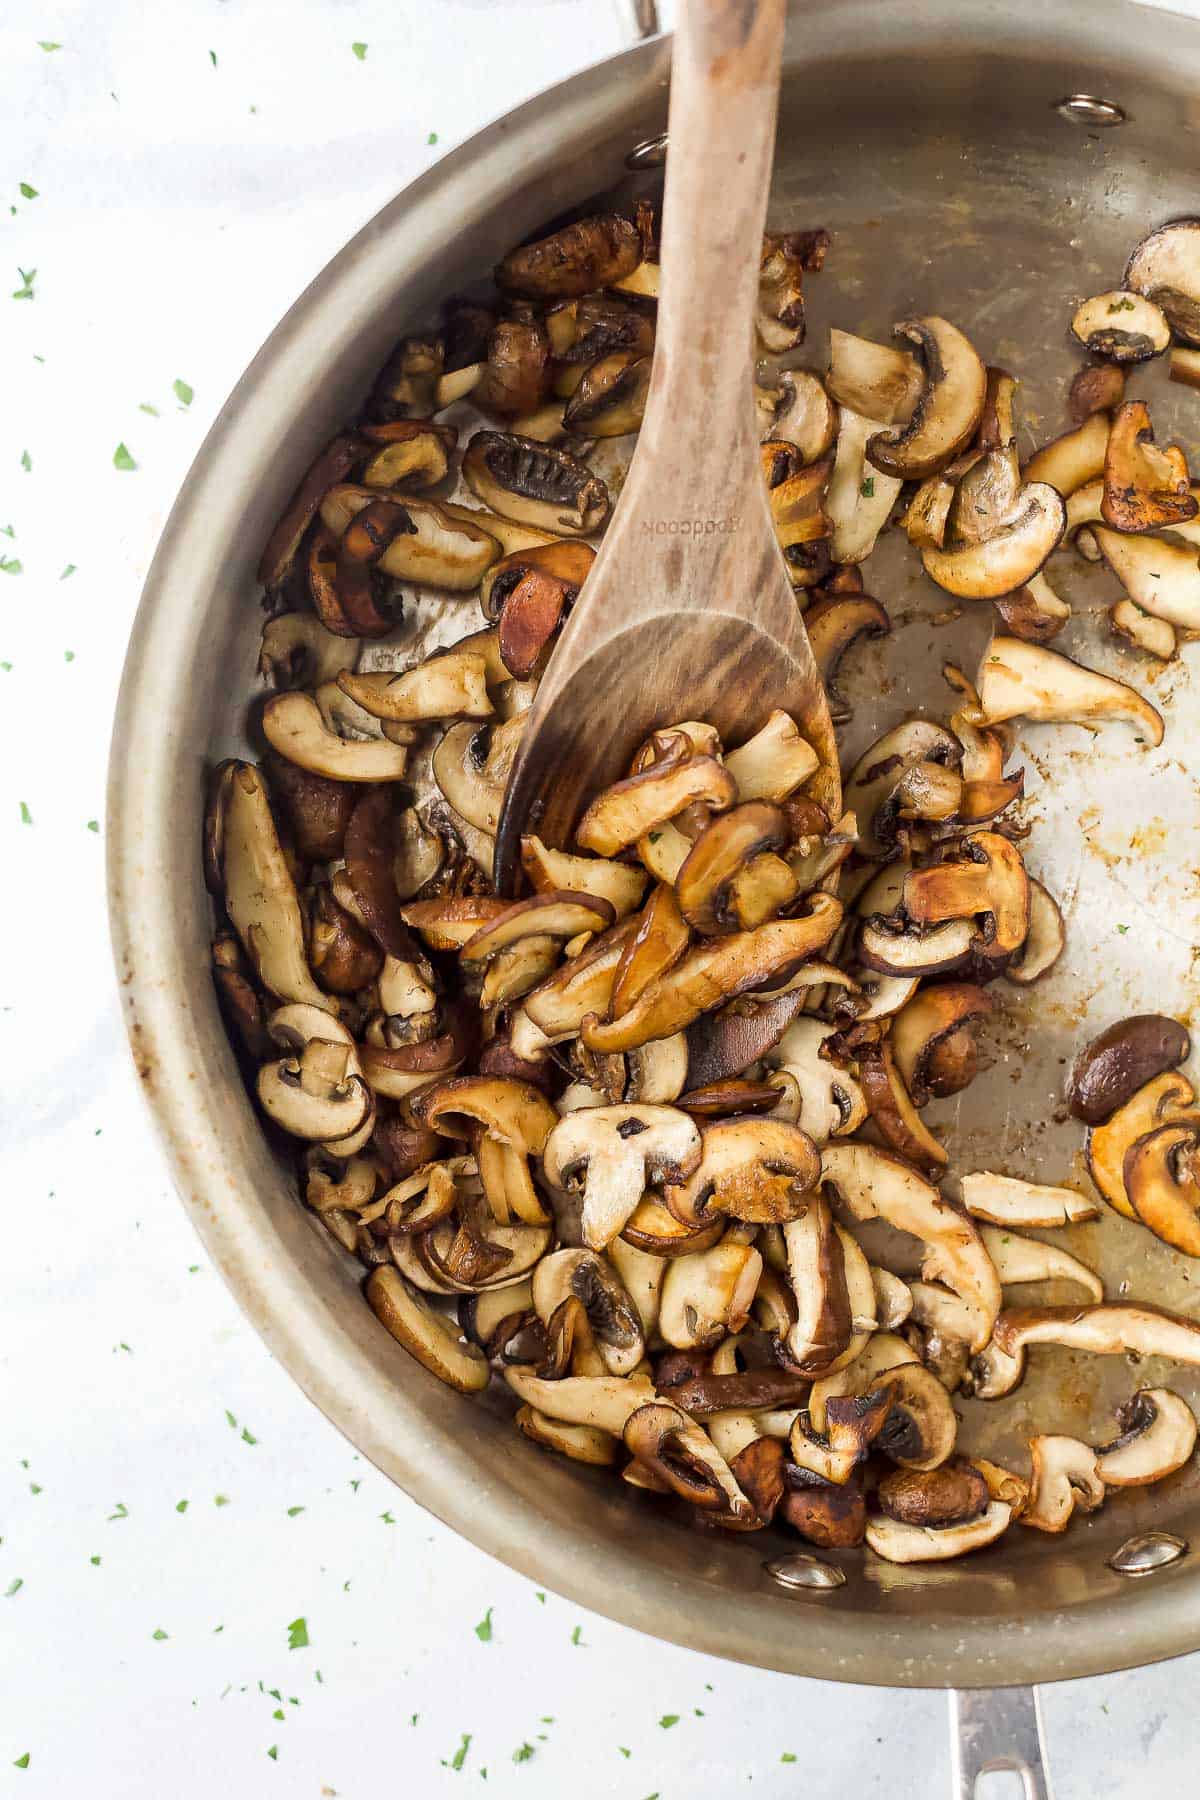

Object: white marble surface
[0,1,1194,1795]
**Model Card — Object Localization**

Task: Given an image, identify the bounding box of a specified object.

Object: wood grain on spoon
[493,0,839,895]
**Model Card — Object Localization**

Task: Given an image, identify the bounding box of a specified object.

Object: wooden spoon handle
[637,0,784,509]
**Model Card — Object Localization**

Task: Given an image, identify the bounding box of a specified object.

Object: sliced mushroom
[496,214,642,300]
[1111,599,1177,660]
[337,655,493,725]
[505,1367,655,1435]
[762,1017,868,1146]
[977,1227,1103,1302]
[665,1117,820,1226]
[781,1195,855,1372]
[907,1281,985,1391]
[462,432,608,536]
[960,1171,1099,1228]
[877,1457,989,1527]
[865,1501,1011,1563]
[518,917,639,1046]
[258,1037,372,1142]
[975,637,1164,746]
[1124,1116,1200,1255]
[420,1075,558,1226]
[609,885,691,1021]
[1095,1388,1198,1486]
[211,933,273,1062]
[262,692,411,782]
[582,898,843,1055]
[532,1249,644,1377]
[1069,360,1126,425]
[1004,879,1065,986]
[843,718,962,861]
[765,370,837,463]
[459,891,615,965]
[902,831,1030,962]
[781,1472,867,1548]
[623,1402,756,1524]
[872,1362,959,1471]
[857,1039,948,1171]
[991,573,1071,645]
[789,1388,892,1484]
[658,1238,764,1350]
[922,479,1065,600]
[520,834,647,918]
[257,433,367,590]
[576,740,737,858]
[826,408,905,563]
[562,350,650,437]
[804,593,890,721]
[1087,1071,1197,1220]
[344,789,431,965]
[1092,528,1200,632]
[365,1265,490,1392]
[1068,1015,1191,1127]
[756,229,825,353]
[807,1331,918,1434]
[320,487,500,591]
[987,1302,1200,1398]
[1071,290,1170,362]
[675,803,795,935]
[608,1235,666,1341]
[821,1142,1001,1347]
[309,886,385,995]
[259,612,360,691]
[431,715,526,840]
[1023,411,1110,495]
[1022,1435,1105,1533]
[866,317,987,480]
[827,327,922,424]
[542,1104,702,1250]
[723,711,819,804]
[1101,402,1197,534]
[1126,218,1200,346]
[891,982,993,1106]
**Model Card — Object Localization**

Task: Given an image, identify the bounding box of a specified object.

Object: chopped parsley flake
[535,1592,545,1604]
[19,802,32,824]
[0,557,22,575]
[87,820,99,833]
[0,523,12,535]
[89,1555,100,1565]
[512,1744,535,1764]
[5,1578,23,1597]
[570,1625,583,1645]
[60,564,76,579]
[1108,297,1136,312]
[29,1483,42,1495]
[474,1607,493,1642]
[272,1709,284,1722]
[14,1753,30,1769]
[860,476,876,497]
[175,1499,188,1513]
[352,42,368,60]
[38,40,61,50]
[209,49,217,66]
[266,1746,278,1761]
[428,131,438,144]
[287,1617,309,1651]
[1,662,11,672]
[380,1511,395,1524]
[12,267,36,300]
[618,1747,631,1758]
[138,403,159,416]
[112,442,137,472]
[1117,923,1129,934]
[659,1714,680,1729]
[152,1628,168,1641]
[781,1751,798,1763]
[20,450,31,471]
[174,378,194,406]
[286,1506,305,1517]
[214,1494,230,1507]
[19,183,38,200]
[225,1409,237,1428]
[241,1427,257,1445]
[64,649,75,661]
[448,1733,471,1771]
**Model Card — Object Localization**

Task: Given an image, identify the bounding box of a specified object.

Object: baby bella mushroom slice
[462,431,609,536]
[212,761,335,1014]
[675,802,797,935]
[843,717,962,861]
[876,1457,990,1529]
[431,715,527,838]
[902,830,1030,966]
[959,1171,1099,1228]
[365,1266,491,1393]
[542,1103,702,1251]
[257,432,367,591]
[1069,360,1126,425]
[1023,410,1110,496]
[262,692,411,783]
[723,710,820,803]
[986,1302,1200,1399]
[807,1331,917,1434]
[420,1075,558,1227]
[866,316,987,480]
[609,885,691,1021]
[515,1407,619,1467]
[762,1017,868,1147]
[1102,402,1197,534]
[1124,1116,1200,1255]
[658,1237,764,1352]
[1091,529,1200,632]
[1125,218,1200,346]
[781,1194,864,1373]
[532,1248,645,1378]
[575,737,737,858]
[338,655,494,725]
[827,326,923,425]
[459,890,615,970]
[820,1141,1001,1348]
[865,1501,1011,1563]
[922,465,1066,600]
[1004,879,1065,986]
[320,487,500,590]
[521,833,647,918]
[1087,1071,1197,1220]
[517,916,639,1048]
[1094,1388,1198,1486]
[975,637,1163,746]
[496,213,642,299]
[789,1389,894,1485]
[855,1038,948,1171]
[1022,1435,1105,1533]
[1111,600,1177,661]
[1071,290,1171,362]
[623,1402,757,1525]
[977,1227,1103,1302]
[504,1368,655,1435]
[826,408,905,564]
[259,611,360,691]
[664,1116,821,1227]
[258,1036,372,1144]
[891,982,994,1107]
[1067,1015,1192,1127]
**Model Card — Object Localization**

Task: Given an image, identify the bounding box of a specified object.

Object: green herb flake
[89,1555,100,1565]
[241,1427,257,1445]
[647,830,663,844]
[20,450,31,471]
[12,267,36,299]
[113,442,137,472]
[266,1745,278,1761]
[174,378,194,407]
[535,1591,545,1604]
[0,557,22,575]
[410,1713,418,1726]
[1107,297,1136,312]
[449,1733,472,1772]
[0,524,12,536]
[19,802,32,825]
[1,662,11,672]
[1116,922,1129,934]
[152,1628,168,1641]
[428,131,438,144]
[286,1506,305,1518]
[287,1616,309,1651]
[19,183,38,200]
[781,1751,798,1763]
[658,1714,680,1729]
[64,649,75,661]
[352,42,368,60]
[29,1483,42,1495]
[5,1578,23,1597]
[175,1499,188,1513]
[619,1747,631,1759]
[138,402,159,416]
[209,49,217,66]
[38,40,61,49]
[474,1607,493,1642]
[380,1511,396,1524]
[860,476,876,497]
[60,564,75,579]
[87,819,99,833]
[214,1493,230,1507]
[14,1753,30,1769]
[512,1743,535,1764]
[272,1709,284,1721]
[570,1625,583,1645]
[225,1409,237,1428]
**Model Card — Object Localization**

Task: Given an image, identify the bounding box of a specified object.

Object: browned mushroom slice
[505,1368,655,1434]
[959,1171,1098,1228]
[460,890,614,964]
[1087,1071,1197,1221]
[789,1388,892,1483]
[496,214,642,299]
[260,751,356,865]
[1111,599,1177,660]
[903,831,1030,963]
[259,611,360,692]
[1067,1015,1191,1126]
[865,1500,1011,1563]
[765,370,837,463]
[991,574,1071,645]
[1094,1388,1198,1485]
[401,895,510,952]
[856,1038,948,1171]
[549,292,655,370]
[463,431,608,536]
[562,351,650,437]
[1004,878,1064,986]
[975,637,1164,746]
[756,231,818,353]
[257,432,367,590]
[609,884,691,1019]
[359,1016,471,1102]
[515,916,639,1049]
[1072,291,1171,362]
[804,593,890,720]
[891,982,993,1106]
[827,327,922,424]
[1068,360,1126,425]
[1091,530,1200,633]
[542,1103,702,1250]
[782,1199,871,1374]
[877,1457,990,1527]
[658,1238,763,1350]
[488,542,595,679]
[520,834,647,919]
[763,1018,868,1147]
[531,1249,645,1377]
[923,481,1065,601]
[479,535,596,626]
[1124,1116,1200,1255]
[1169,344,1200,389]
[309,886,385,995]
[258,1037,372,1143]
[1101,401,1197,533]
[306,524,360,638]
[782,1473,867,1547]
[339,655,493,727]
[723,710,819,804]
[619,1195,725,1260]
[359,418,456,489]
[211,933,273,1061]
[872,1363,960,1471]
[366,335,443,421]
[575,739,737,858]
[683,984,814,1091]
[623,1402,756,1523]
[515,1406,618,1466]
[343,789,429,965]
[420,1075,558,1226]
[866,317,987,480]
[366,1266,491,1393]
[988,1301,1200,1398]
[320,486,500,591]
[1126,218,1200,345]
[821,1141,1000,1346]
[675,802,795,935]
[767,456,832,579]
[470,306,550,417]
[1021,1435,1105,1533]
[664,1116,820,1226]
[1023,410,1110,495]
[676,1078,782,1118]
[843,718,962,861]
[583,897,843,1055]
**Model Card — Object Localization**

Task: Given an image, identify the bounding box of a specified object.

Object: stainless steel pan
[107,3,1200,1792]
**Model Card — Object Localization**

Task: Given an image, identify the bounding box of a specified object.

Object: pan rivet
[765,1552,846,1592]
[1055,94,1126,127]
[1108,1531,1188,1576]
[626,132,668,171]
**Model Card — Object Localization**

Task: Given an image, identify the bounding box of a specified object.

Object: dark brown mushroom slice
[666,1117,821,1228]
[442,299,496,373]
[307,523,359,637]
[476,1032,556,1094]
[333,497,414,638]
[563,351,651,437]
[867,316,987,480]
[1101,401,1198,534]
[683,984,812,1089]
[891,982,994,1107]
[493,551,586,680]
[609,883,691,1020]
[622,1402,755,1523]
[463,431,609,536]
[781,1470,867,1547]
[473,307,551,417]
[551,294,656,369]
[1125,219,1200,346]
[1067,1015,1191,1125]
[309,886,385,995]
[675,802,791,936]
[728,1437,787,1527]
[261,750,357,864]
[804,593,890,721]
[371,1114,442,1183]
[676,1078,782,1118]
[358,418,456,490]
[211,933,274,1062]
[1123,1116,1200,1255]
[257,432,368,590]
[365,336,444,422]
[660,1366,812,1416]
[856,1039,948,1171]
[1068,361,1126,426]
[876,1456,990,1527]
[990,583,1068,646]
[344,788,430,966]
[496,213,643,300]
[619,1196,725,1260]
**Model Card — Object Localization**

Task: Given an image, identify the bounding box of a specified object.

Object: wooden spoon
[494,0,839,894]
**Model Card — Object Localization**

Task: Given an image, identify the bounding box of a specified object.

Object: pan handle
[950,1687,1054,1799]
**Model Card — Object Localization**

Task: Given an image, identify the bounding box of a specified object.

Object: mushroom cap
[495,214,642,300]
[1126,218,1200,346]
[1071,290,1171,362]
[658,1238,764,1350]
[866,316,987,480]
[531,1248,645,1378]
[1095,1388,1198,1486]
[543,1103,703,1251]
[1023,1434,1104,1533]
[865,1500,1011,1563]
[1124,1116,1200,1255]
[891,982,994,1107]
[1087,1070,1197,1220]
[877,1457,989,1528]
[421,1074,558,1156]
[665,1115,820,1225]
[922,482,1065,600]
[1067,1015,1191,1126]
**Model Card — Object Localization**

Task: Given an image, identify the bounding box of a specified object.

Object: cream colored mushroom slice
[1022,1435,1105,1533]
[975,637,1164,746]
[422,1075,557,1227]
[607,1235,666,1340]
[215,762,334,1012]
[922,482,1065,600]
[784,1204,876,1373]
[377,954,438,1025]
[826,407,905,563]
[1004,878,1065,986]
[827,326,923,425]
[1111,600,1177,661]
[1023,411,1110,495]
[757,1019,868,1148]
[259,611,360,689]
[575,750,736,859]
[337,654,493,724]
[866,316,987,481]
[907,1281,986,1391]
[432,716,526,837]
[766,370,837,462]
[623,1034,688,1105]
[807,1331,919,1434]
[515,1406,619,1466]
[985,1302,1200,1399]
[623,1401,756,1522]
[1094,1388,1198,1486]
[872,1268,913,1330]
[365,1266,491,1393]
[821,1142,1000,1348]
[865,1501,1011,1563]
[504,1367,655,1435]
[1126,218,1200,346]
[723,709,819,802]
[1071,290,1171,361]
[459,892,614,966]
[521,834,648,917]
[531,1248,645,1377]
[977,1227,1102,1302]
[257,1037,370,1143]
[542,1104,702,1250]
[320,486,500,590]
[789,1387,893,1485]
[262,692,411,781]
[658,1238,764,1350]
[960,1171,1099,1228]
[1092,529,1200,631]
